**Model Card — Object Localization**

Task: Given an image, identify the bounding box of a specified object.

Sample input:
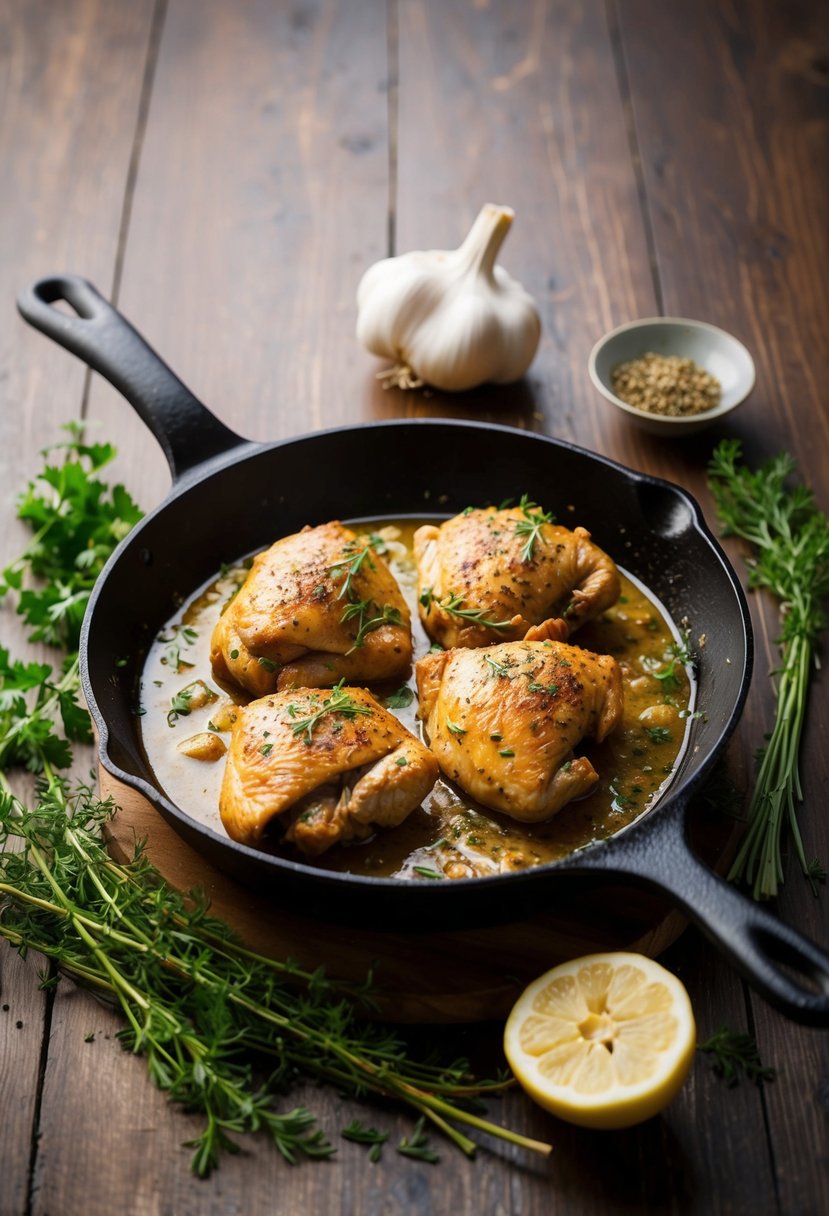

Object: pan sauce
[140,520,695,879]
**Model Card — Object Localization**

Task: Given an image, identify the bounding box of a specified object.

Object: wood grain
[85,0,392,515]
[0,2,157,1209]
[618,1,829,1208]
[99,770,703,1023]
[4,0,828,1211]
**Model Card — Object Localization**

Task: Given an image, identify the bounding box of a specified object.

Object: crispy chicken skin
[416,639,624,822]
[211,522,412,696]
[220,686,438,853]
[414,507,620,649]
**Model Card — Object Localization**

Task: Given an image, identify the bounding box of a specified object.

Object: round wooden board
[100,769,733,1023]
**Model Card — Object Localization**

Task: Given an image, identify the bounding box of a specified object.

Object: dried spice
[611,352,721,417]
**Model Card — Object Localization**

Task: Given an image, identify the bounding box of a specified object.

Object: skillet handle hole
[752,925,829,996]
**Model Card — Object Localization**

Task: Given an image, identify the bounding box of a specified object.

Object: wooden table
[2,2,828,1212]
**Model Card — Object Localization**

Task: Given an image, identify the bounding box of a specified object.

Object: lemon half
[504,952,696,1129]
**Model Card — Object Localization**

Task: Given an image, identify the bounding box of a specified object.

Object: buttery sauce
[140,520,695,879]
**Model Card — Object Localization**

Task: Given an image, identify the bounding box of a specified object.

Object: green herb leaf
[286,681,372,745]
[513,493,555,563]
[384,684,415,709]
[437,592,511,632]
[698,1025,776,1087]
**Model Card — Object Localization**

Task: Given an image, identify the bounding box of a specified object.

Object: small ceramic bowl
[588,317,755,436]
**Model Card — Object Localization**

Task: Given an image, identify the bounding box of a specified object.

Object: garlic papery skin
[356,204,541,392]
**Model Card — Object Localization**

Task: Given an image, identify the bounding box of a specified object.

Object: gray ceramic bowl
[588,317,755,436]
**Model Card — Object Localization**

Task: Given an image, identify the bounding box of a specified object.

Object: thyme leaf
[698,1026,776,1087]
[513,494,554,563]
[437,592,511,632]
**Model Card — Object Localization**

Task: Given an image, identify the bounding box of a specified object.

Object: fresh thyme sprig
[513,494,554,563]
[698,1026,776,1087]
[709,440,829,898]
[329,540,377,602]
[424,590,512,632]
[286,680,373,745]
[341,600,402,651]
[0,773,551,1175]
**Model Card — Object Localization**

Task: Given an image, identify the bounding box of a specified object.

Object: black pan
[17,274,829,1026]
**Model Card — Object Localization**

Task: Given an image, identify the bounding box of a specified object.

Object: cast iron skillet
[17,275,829,1026]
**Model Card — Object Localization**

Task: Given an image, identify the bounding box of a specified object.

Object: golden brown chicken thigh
[211,522,412,696]
[416,639,623,821]
[414,503,620,649]
[220,685,438,853]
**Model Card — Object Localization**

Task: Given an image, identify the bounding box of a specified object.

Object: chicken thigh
[220,684,438,853]
[211,522,412,696]
[414,503,620,649]
[416,639,623,821]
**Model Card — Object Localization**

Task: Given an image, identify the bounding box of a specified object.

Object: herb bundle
[0,775,549,1175]
[0,427,551,1174]
[708,440,829,899]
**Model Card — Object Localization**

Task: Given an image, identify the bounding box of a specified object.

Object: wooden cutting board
[100,769,734,1023]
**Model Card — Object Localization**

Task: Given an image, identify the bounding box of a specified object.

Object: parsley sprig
[709,440,829,898]
[0,422,142,648]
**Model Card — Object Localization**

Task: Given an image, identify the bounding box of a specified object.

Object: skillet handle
[17,275,247,482]
[560,804,829,1026]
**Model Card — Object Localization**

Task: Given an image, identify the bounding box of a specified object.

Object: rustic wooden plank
[86,0,392,515]
[0,2,157,1209]
[384,0,662,452]
[618,0,829,1210]
[392,2,770,1212]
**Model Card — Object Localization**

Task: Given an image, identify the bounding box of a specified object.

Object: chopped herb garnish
[498,748,515,758]
[395,755,408,767]
[484,655,513,678]
[257,657,279,672]
[341,1120,388,1162]
[158,623,199,673]
[413,867,445,881]
[398,1117,440,1162]
[419,587,433,611]
[259,743,273,756]
[167,688,193,727]
[645,725,674,744]
[446,717,467,737]
[428,643,444,654]
[490,732,502,742]
[229,649,240,660]
[384,685,415,709]
[286,681,372,745]
[653,631,694,691]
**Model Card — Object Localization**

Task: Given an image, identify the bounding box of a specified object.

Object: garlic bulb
[356,204,541,392]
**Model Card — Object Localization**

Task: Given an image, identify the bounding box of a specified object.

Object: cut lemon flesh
[504,952,696,1129]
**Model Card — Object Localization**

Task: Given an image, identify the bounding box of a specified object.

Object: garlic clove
[355,203,541,392]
